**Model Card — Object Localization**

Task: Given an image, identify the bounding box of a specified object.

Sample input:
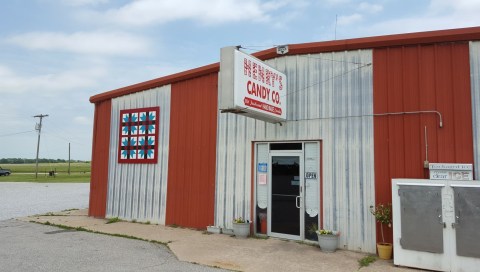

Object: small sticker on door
[305,172,317,179]
[258,163,268,173]
[258,173,267,185]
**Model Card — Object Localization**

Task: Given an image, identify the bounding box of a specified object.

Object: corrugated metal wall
[470,41,480,179]
[89,100,111,217]
[165,73,218,229]
[106,85,171,224]
[373,43,474,244]
[216,50,376,252]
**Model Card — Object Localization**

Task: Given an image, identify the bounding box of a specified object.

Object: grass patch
[33,221,169,247]
[41,212,68,216]
[250,234,269,239]
[60,208,79,213]
[0,173,90,183]
[0,162,90,183]
[106,217,121,224]
[61,208,79,212]
[358,255,377,269]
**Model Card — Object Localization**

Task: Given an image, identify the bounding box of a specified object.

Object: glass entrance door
[269,153,303,240]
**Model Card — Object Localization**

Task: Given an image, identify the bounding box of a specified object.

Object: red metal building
[89,27,480,253]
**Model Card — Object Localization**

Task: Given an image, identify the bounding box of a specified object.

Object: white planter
[317,234,339,252]
[232,222,250,238]
[207,226,222,234]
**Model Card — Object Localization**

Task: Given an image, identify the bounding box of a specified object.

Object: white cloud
[428,0,480,15]
[337,13,363,26]
[87,0,295,26]
[6,31,151,56]
[358,2,383,13]
[357,0,480,37]
[73,116,92,125]
[324,0,351,5]
[60,0,108,6]
[0,64,106,95]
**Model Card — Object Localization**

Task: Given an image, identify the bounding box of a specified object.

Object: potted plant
[232,217,251,238]
[316,229,340,253]
[370,203,392,259]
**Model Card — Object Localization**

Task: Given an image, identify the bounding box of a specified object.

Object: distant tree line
[0,158,90,164]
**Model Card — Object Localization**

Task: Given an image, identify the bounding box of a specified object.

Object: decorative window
[118,107,159,163]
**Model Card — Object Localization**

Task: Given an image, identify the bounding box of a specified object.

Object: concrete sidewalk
[20,210,418,272]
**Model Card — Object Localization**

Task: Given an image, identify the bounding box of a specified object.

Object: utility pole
[68,142,71,175]
[34,114,48,179]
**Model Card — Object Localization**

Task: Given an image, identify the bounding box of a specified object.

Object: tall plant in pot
[370,203,392,259]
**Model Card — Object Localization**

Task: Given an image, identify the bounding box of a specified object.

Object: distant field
[0,162,90,183]
[1,162,90,173]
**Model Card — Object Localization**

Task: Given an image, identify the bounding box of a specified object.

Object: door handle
[452,215,460,229]
[295,196,301,208]
[437,214,445,228]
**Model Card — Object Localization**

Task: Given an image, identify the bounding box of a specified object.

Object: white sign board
[219,47,287,123]
[429,163,473,181]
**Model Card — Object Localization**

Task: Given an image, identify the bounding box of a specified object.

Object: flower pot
[317,234,339,253]
[232,222,250,238]
[377,243,393,260]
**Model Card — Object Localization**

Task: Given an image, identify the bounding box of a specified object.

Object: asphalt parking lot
[0,182,89,220]
[0,220,226,272]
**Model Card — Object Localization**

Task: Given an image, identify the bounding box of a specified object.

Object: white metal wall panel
[215,50,376,253]
[470,41,480,180]
[106,85,171,225]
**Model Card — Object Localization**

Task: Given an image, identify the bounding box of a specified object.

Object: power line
[223,49,372,117]
[240,47,262,52]
[239,46,370,65]
[295,54,369,65]
[237,46,372,99]
[281,62,372,99]
[236,62,371,114]
[241,45,274,48]
[0,130,36,137]
[289,110,443,128]
[42,131,86,146]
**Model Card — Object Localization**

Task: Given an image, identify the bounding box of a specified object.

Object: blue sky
[1,0,480,161]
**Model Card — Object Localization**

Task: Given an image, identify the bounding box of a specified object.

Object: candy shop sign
[233,50,287,121]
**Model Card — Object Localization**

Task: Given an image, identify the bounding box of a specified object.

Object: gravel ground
[0,182,89,220]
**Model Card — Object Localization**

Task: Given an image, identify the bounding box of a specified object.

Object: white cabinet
[392,179,480,272]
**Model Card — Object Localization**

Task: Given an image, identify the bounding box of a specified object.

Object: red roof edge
[90,26,480,103]
[254,26,480,59]
[89,63,219,103]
